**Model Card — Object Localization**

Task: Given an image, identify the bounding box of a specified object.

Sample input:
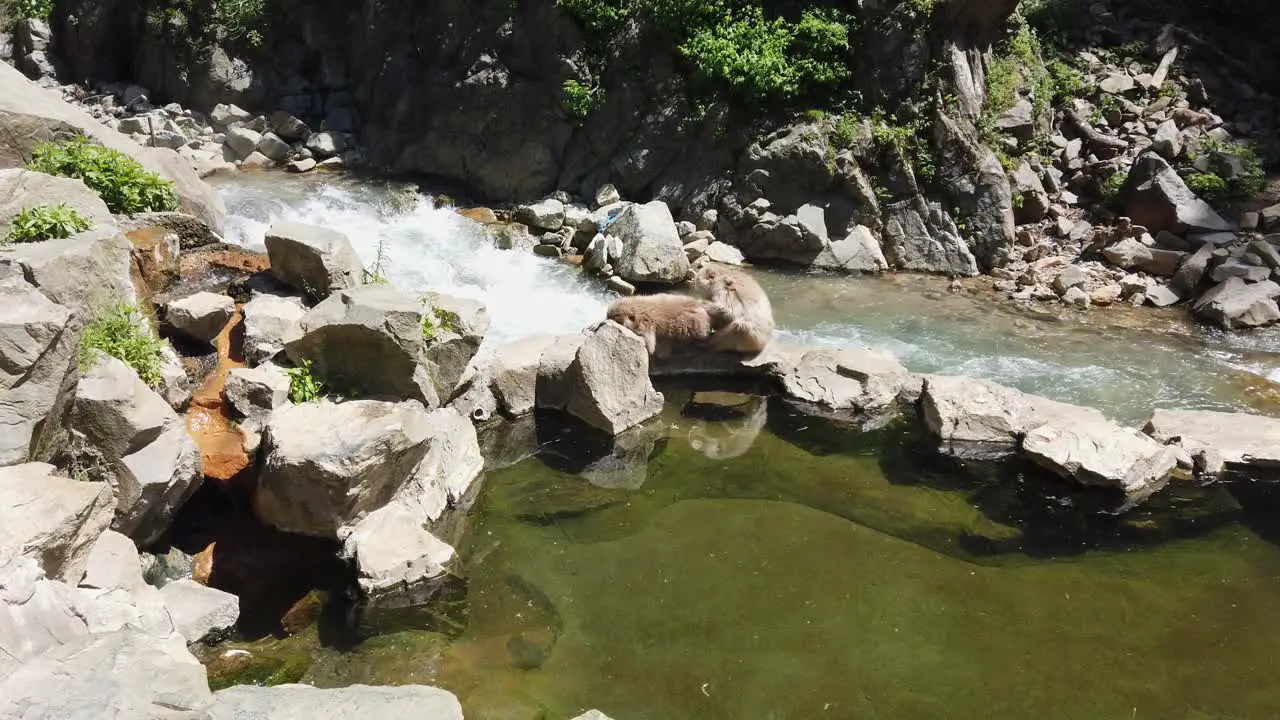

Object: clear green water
[202,388,1280,720]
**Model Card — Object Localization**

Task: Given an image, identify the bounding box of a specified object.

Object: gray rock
[535,334,587,412]
[239,150,272,169]
[1144,283,1182,307]
[565,321,664,435]
[1023,418,1178,493]
[264,221,363,301]
[594,184,621,208]
[304,131,346,158]
[1011,160,1050,223]
[242,293,306,365]
[157,343,192,410]
[514,198,565,231]
[341,501,456,598]
[208,683,464,720]
[1052,265,1088,294]
[420,292,490,404]
[165,291,234,343]
[1250,239,1280,270]
[210,102,252,128]
[1099,72,1135,94]
[1124,152,1232,235]
[0,463,113,583]
[285,157,317,173]
[0,281,74,465]
[147,130,187,150]
[0,169,114,240]
[1138,248,1186,277]
[737,214,826,265]
[812,225,886,273]
[1210,261,1271,283]
[224,364,289,432]
[995,97,1034,140]
[1191,278,1280,329]
[256,399,470,537]
[69,354,202,545]
[1151,119,1183,159]
[286,285,439,405]
[488,335,559,417]
[881,197,979,276]
[1103,237,1151,270]
[158,579,239,644]
[267,110,311,142]
[0,227,136,318]
[78,530,144,594]
[256,132,291,162]
[611,201,691,285]
[1144,408,1280,478]
[1171,243,1215,295]
[921,374,1107,459]
[223,126,261,161]
[704,241,746,266]
[775,346,918,419]
[1062,286,1090,306]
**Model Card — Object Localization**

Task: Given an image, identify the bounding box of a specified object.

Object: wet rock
[159,579,239,644]
[1144,409,1280,478]
[285,158,316,173]
[285,285,438,405]
[0,281,73,465]
[165,291,234,343]
[420,292,489,404]
[1123,152,1231,235]
[812,225,887,273]
[1191,278,1280,329]
[208,683,464,719]
[126,226,180,297]
[264,221,362,302]
[118,212,222,251]
[1023,420,1178,494]
[775,346,919,420]
[69,353,202,545]
[487,335,559,418]
[611,201,691,285]
[256,399,462,538]
[594,184,621,208]
[0,463,113,582]
[565,321,663,435]
[304,131,345,159]
[514,198,565,232]
[921,375,1107,459]
[0,169,114,240]
[242,293,306,366]
[0,226,136,317]
[341,502,456,597]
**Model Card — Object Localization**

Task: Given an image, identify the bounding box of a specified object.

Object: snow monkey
[606,293,730,358]
[687,263,775,355]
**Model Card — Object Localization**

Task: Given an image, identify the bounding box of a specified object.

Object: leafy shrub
[145,0,265,48]
[27,137,179,215]
[563,78,605,120]
[10,0,52,20]
[1184,172,1228,203]
[79,303,164,387]
[4,203,93,244]
[832,114,861,150]
[1101,171,1128,203]
[286,359,325,403]
[557,0,634,38]
[1046,59,1084,103]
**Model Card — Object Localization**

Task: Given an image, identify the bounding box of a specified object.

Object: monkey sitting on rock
[686,263,775,355]
[607,293,729,358]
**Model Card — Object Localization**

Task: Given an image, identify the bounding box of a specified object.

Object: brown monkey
[606,293,727,358]
[687,263,775,355]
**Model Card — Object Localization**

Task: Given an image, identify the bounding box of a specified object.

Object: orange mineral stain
[185,304,251,484]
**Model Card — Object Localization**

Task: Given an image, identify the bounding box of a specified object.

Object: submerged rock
[774,346,920,421]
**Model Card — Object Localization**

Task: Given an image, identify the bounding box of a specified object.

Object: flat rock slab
[1022,422,1178,494]
[1144,408,1280,477]
[209,683,464,720]
[159,579,239,644]
[0,463,114,583]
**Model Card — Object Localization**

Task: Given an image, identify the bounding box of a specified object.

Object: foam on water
[217,178,611,345]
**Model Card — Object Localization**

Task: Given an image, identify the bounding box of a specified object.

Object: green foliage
[363,236,391,285]
[420,300,462,343]
[27,137,178,215]
[803,109,827,123]
[1184,172,1228,202]
[557,0,634,38]
[3,203,93,244]
[286,359,325,403]
[901,0,935,20]
[79,303,164,387]
[832,114,861,150]
[1090,94,1121,123]
[1101,171,1127,203]
[870,113,936,186]
[1180,137,1267,204]
[563,78,605,120]
[1045,59,1084,103]
[9,0,52,20]
[145,0,266,48]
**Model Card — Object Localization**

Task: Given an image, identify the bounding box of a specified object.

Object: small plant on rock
[1184,172,1228,203]
[286,359,324,403]
[363,236,391,285]
[1101,171,1128,204]
[420,300,462,343]
[563,78,605,120]
[27,136,178,215]
[79,302,164,387]
[3,203,93,244]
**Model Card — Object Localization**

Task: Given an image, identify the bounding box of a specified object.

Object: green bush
[1101,170,1127,203]
[1184,172,1228,203]
[557,0,634,38]
[832,114,860,149]
[79,303,164,387]
[3,203,93,244]
[286,359,324,403]
[145,0,265,48]
[10,0,52,20]
[563,78,605,120]
[27,137,179,215]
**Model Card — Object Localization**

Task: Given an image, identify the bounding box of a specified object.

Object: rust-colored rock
[127,225,181,298]
[185,305,251,485]
[456,207,498,224]
[192,542,215,585]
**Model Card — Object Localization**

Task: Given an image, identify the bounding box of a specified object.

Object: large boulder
[0,463,114,583]
[0,169,114,240]
[1123,152,1232,235]
[420,292,489,404]
[68,353,202,545]
[0,280,74,465]
[881,196,980,276]
[1144,408,1280,478]
[208,684,464,720]
[164,291,234,343]
[264,221,363,302]
[811,225,888,273]
[1022,421,1178,494]
[565,321,664,435]
[341,502,457,599]
[611,201,691,285]
[0,226,137,317]
[0,62,225,232]
[774,346,920,420]
[1191,278,1280,329]
[241,293,306,365]
[487,335,560,417]
[256,400,480,538]
[285,285,439,405]
[157,579,239,644]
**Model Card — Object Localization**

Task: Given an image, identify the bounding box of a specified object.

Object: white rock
[166,291,234,343]
[159,579,239,644]
[0,463,114,583]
